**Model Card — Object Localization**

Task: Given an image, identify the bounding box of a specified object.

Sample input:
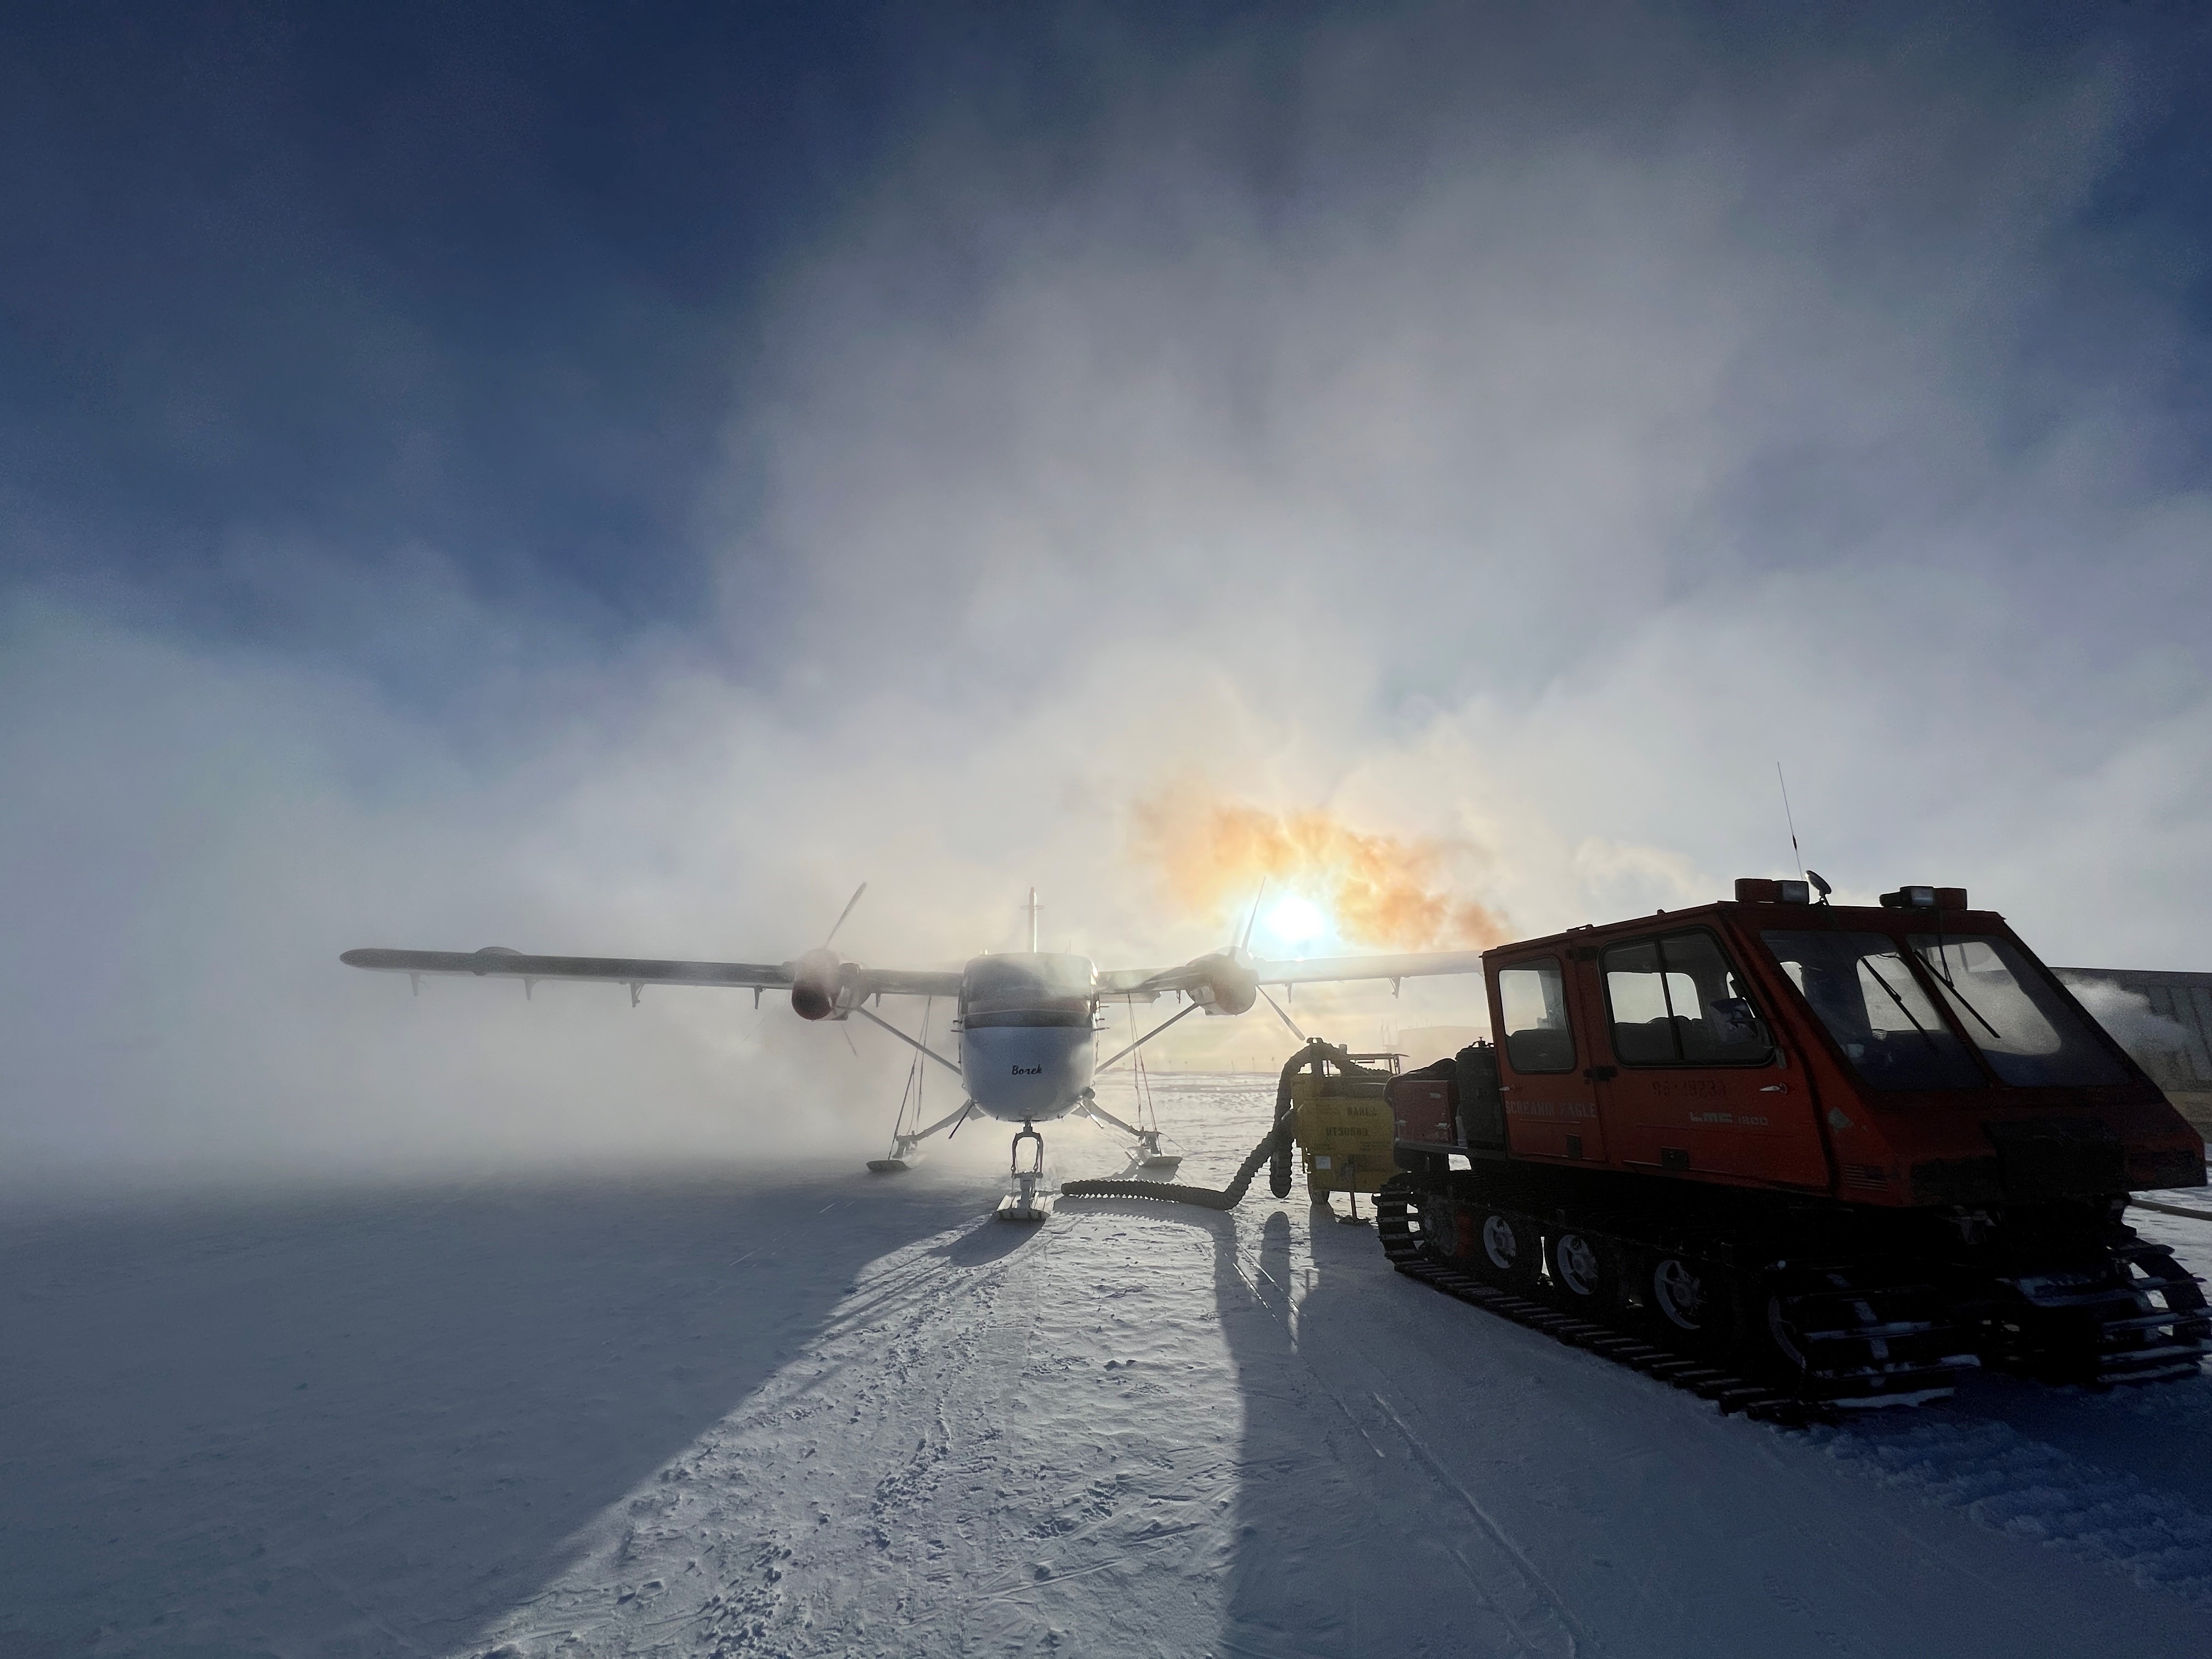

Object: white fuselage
[956,951,1099,1125]
[961,1024,1096,1122]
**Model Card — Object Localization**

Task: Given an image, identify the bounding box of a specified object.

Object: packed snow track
[2,1077,2208,1657]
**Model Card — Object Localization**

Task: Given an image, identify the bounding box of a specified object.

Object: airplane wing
[339,947,963,1000]
[1097,949,1488,997]
[1252,950,1489,986]
[1094,966,1165,994]
[850,966,968,999]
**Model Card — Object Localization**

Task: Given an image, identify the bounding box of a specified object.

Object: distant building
[2056,968,2212,1135]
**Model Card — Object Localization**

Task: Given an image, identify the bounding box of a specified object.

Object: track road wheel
[1545,1228,1622,1316]
[1472,1210,1539,1290]
[1645,1252,1739,1362]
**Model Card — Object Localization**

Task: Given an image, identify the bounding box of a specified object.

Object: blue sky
[10,4,2207,679]
[4,3,1291,678]
[5,2,2211,1180]
[5,4,912,656]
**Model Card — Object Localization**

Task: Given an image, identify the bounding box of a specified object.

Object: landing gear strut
[995,1120,1051,1224]
[867,995,968,1174]
[867,1101,975,1173]
[1077,1091,1182,1176]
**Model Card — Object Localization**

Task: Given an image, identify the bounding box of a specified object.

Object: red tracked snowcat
[1375,878,2209,1410]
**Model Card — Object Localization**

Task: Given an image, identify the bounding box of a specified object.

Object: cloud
[1132,791,1506,951]
[0,599,975,1189]
[2067,978,2198,1087]
[6,6,2211,1185]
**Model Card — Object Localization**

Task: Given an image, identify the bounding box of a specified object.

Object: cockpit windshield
[1761,930,1983,1090]
[962,953,1095,1029]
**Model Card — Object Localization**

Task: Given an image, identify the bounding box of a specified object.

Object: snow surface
[3,1077,2209,1658]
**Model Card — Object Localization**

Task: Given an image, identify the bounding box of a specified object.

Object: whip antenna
[1776,762,1805,881]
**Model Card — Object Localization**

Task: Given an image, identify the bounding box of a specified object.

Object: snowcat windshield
[1762,930,1983,1090]
[962,953,1095,1029]
[1909,934,2129,1087]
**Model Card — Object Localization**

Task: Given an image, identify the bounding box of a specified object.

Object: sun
[1265,894,1329,948]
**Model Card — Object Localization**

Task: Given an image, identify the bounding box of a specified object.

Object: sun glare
[1266,894,1328,947]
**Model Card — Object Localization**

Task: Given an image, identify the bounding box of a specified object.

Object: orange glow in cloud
[1133,794,1506,951]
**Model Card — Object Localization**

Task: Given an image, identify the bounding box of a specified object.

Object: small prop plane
[342,887,1485,1221]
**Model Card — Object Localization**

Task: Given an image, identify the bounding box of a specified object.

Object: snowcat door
[1490,955,1605,1162]
[1584,928,1826,1188]
[1455,1040,1508,1150]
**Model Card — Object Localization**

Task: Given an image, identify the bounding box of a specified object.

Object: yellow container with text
[1290,1074,1397,1197]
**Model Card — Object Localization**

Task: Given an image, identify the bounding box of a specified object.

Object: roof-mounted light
[1734,878,1813,905]
[1876,884,1970,910]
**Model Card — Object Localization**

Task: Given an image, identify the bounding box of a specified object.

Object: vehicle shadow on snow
[1071,1193,1525,1657]
[1212,1206,1487,1657]
[0,1166,995,1658]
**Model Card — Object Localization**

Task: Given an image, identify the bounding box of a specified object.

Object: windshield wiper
[1859,956,1944,1053]
[1918,931,2004,1042]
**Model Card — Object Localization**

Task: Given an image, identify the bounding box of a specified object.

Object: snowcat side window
[1601,932,1773,1066]
[1602,940,1676,1063]
[1662,932,1774,1062]
[1497,959,1576,1073]
[1909,934,2129,1087]
[1761,930,1982,1090]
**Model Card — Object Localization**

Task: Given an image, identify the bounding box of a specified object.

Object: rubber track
[1374,1189,1824,1427]
[1993,1237,2210,1386]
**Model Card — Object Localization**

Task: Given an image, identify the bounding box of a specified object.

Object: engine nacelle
[789,947,849,1020]
[1183,950,1258,1017]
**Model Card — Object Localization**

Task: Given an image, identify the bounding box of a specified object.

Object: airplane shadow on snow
[933,1214,1049,1268]
[0,1167,996,1659]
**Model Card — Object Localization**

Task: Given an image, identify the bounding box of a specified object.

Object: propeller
[1257,984,1307,1041]
[1238,881,1267,954]
[823,881,868,949]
